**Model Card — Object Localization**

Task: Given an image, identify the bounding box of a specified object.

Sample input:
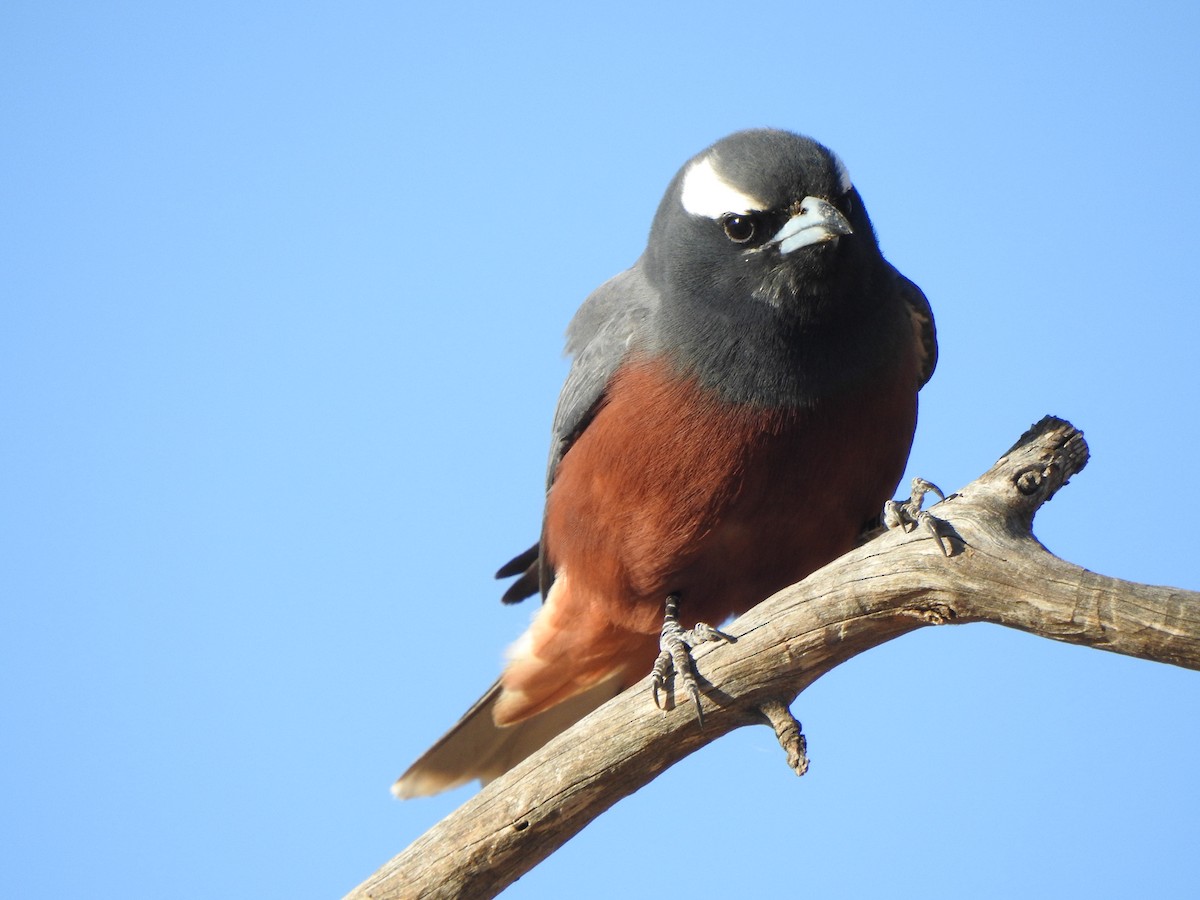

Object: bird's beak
[770,197,853,254]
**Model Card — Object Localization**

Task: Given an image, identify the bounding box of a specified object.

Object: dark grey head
[641,129,906,402]
[646,129,880,311]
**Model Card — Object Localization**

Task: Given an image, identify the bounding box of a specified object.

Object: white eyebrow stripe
[679,155,766,219]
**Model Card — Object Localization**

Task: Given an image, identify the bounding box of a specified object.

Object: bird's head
[646,129,880,316]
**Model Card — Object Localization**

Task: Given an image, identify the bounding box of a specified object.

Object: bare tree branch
[346,417,1200,900]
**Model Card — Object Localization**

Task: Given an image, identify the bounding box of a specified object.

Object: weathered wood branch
[347,416,1200,900]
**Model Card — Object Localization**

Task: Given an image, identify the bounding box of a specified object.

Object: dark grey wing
[495,543,539,604]
[495,262,658,604]
[546,263,656,486]
[891,263,937,388]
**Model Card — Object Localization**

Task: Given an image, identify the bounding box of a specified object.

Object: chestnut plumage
[394,129,936,799]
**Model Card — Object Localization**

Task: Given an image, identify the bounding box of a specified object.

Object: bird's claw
[884,476,951,556]
[651,594,731,725]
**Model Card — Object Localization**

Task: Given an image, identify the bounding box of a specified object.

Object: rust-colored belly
[544,353,919,635]
[497,352,919,724]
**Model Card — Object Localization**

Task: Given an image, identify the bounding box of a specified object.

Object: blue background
[4,2,1198,897]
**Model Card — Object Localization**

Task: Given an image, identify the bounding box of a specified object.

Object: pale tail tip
[391,769,462,800]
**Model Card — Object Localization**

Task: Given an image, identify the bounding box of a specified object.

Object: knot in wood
[900,603,956,625]
[1014,465,1046,496]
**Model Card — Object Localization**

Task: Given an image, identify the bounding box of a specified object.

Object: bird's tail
[391,673,625,799]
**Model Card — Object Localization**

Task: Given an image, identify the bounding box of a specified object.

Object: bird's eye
[721,214,757,243]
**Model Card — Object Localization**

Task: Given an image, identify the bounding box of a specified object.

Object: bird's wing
[547,263,656,483]
[495,263,657,603]
[891,263,937,388]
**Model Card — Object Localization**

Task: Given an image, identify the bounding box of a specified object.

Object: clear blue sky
[4,2,1198,897]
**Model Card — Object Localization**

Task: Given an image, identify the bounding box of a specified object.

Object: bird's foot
[651,594,732,725]
[884,476,951,556]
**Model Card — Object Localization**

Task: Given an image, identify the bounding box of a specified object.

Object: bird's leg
[884,476,951,556]
[651,594,732,725]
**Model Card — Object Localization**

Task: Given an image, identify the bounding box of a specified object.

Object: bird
[393,128,937,799]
